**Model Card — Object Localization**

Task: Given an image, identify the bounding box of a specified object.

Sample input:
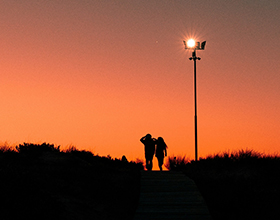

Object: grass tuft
[164,155,190,170]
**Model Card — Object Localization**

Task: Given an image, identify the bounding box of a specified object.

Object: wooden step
[133,171,212,220]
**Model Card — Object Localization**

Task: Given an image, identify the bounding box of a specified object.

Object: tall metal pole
[184,39,205,162]
[190,50,200,161]
[193,51,198,162]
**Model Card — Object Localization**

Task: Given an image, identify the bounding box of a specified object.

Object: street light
[183,39,206,161]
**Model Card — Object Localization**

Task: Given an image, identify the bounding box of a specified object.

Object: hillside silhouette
[0,143,143,220]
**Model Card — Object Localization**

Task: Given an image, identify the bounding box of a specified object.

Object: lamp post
[183,39,206,161]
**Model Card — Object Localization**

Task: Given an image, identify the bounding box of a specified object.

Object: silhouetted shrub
[122,155,128,162]
[0,144,16,154]
[16,142,60,155]
[63,145,78,153]
[165,155,190,171]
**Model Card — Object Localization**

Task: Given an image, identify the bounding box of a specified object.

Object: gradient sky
[1,0,280,166]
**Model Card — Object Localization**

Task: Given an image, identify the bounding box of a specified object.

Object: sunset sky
[1,0,280,167]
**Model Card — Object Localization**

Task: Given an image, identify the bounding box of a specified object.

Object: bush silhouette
[16,142,60,155]
[165,155,190,170]
[0,142,143,220]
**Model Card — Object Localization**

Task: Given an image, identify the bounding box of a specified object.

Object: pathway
[133,171,212,220]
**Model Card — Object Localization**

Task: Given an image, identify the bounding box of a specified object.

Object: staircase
[133,171,212,220]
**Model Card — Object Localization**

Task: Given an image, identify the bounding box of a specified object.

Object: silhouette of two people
[140,134,167,171]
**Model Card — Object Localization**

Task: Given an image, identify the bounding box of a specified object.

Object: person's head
[158,137,167,148]
[146,134,152,139]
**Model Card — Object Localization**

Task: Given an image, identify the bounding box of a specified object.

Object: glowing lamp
[183,39,206,50]
[187,39,195,48]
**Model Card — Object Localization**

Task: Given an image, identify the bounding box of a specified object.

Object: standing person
[140,134,156,171]
[155,137,168,171]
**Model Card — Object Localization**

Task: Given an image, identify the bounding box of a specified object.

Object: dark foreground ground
[167,150,280,220]
[1,144,280,220]
[0,143,143,220]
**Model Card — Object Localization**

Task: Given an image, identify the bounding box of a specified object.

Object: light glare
[187,39,195,48]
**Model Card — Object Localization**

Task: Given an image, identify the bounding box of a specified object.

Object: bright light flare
[187,39,196,48]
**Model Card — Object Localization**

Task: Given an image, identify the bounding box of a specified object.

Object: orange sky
[1,1,280,169]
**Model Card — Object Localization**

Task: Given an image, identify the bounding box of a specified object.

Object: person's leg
[157,157,160,170]
[145,159,149,170]
[146,159,152,170]
[158,157,163,171]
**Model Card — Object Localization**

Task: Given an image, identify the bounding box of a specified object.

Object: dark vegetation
[166,150,280,220]
[0,143,144,220]
[3,143,279,220]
